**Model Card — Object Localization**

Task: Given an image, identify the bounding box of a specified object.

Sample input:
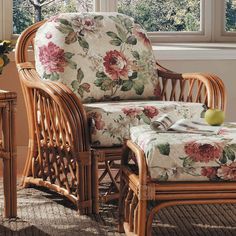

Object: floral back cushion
[34,13,160,103]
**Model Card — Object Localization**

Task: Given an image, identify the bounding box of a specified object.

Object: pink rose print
[218,128,229,135]
[217,162,236,180]
[133,25,151,48]
[39,42,67,74]
[184,141,222,163]
[71,16,102,36]
[80,83,90,92]
[95,119,105,130]
[154,84,162,99]
[143,106,159,119]
[122,107,142,118]
[201,167,217,179]
[103,50,131,80]
[72,17,95,32]
[89,112,105,134]
[45,32,52,39]
[83,18,95,30]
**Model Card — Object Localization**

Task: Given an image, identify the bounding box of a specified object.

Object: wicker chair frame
[15,20,226,214]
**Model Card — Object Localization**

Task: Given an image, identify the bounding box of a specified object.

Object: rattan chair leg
[92,151,99,214]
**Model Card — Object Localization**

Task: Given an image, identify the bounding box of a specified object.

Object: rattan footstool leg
[137,199,147,236]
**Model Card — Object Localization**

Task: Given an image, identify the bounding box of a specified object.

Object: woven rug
[1,184,236,235]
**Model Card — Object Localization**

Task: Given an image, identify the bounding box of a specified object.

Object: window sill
[9,43,236,62]
[153,43,236,60]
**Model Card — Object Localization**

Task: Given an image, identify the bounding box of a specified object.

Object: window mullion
[215,0,236,41]
[2,0,12,40]
[0,0,3,40]
[94,0,100,11]
[203,0,213,41]
[212,0,224,41]
[99,0,117,12]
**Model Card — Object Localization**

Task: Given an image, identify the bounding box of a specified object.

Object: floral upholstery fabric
[130,122,236,181]
[35,13,160,103]
[84,101,206,147]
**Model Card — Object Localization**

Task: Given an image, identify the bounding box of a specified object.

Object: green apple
[205,109,225,126]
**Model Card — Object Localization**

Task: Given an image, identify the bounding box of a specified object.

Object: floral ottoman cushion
[130,122,236,181]
[84,101,206,147]
[34,12,160,103]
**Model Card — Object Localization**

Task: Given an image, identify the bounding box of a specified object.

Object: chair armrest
[182,72,226,111]
[122,140,148,186]
[156,62,226,111]
[17,62,90,151]
[47,81,90,150]
[17,63,93,213]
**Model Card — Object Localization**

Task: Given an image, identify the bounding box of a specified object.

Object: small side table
[0,90,17,218]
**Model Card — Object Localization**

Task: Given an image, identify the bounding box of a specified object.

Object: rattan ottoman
[118,123,236,236]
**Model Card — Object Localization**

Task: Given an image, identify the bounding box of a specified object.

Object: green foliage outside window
[226,0,236,32]
[13,0,93,34]
[118,0,200,32]
[13,0,236,35]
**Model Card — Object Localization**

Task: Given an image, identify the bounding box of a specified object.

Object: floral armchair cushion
[130,122,236,182]
[35,13,160,103]
[85,101,206,147]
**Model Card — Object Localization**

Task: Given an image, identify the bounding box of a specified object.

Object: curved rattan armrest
[182,72,226,111]
[156,62,226,111]
[17,62,90,151]
[122,140,148,186]
[46,81,90,150]
[156,62,182,79]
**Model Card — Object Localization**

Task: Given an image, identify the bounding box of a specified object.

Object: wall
[0,59,236,175]
[1,62,28,146]
[0,62,28,175]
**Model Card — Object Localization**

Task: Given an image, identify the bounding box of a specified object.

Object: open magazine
[150,114,222,134]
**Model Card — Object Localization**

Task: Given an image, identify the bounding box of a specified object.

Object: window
[1,0,236,42]
[117,0,207,42]
[13,0,94,35]
[118,0,201,32]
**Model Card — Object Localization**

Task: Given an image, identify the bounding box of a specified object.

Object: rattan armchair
[15,13,226,214]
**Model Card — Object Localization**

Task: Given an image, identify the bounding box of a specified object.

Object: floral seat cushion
[84,101,206,147]
[130,122,236,181]
[35,12,160,103]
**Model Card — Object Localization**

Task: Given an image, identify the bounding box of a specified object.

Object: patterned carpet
[1,184,236,235]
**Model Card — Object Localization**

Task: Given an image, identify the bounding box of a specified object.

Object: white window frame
[0,0,13,40]
[213,0,236,41]
[98,0,236,43]
[1,0,236,42]
[148,0,212,43]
